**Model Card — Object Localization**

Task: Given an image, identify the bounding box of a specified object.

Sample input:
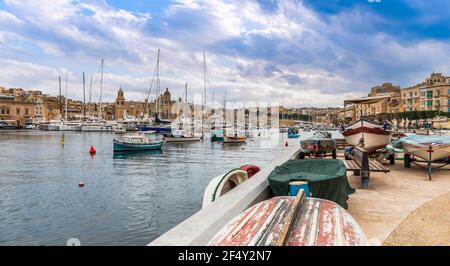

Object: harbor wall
[149,146,301,246]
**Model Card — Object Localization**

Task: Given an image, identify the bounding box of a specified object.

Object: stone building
[113,87,175,120]
[344,83,402,121]
[399,73,450,113]
[0,88,35,127]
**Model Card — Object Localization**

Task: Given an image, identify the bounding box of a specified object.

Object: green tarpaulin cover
[268,159,355,209]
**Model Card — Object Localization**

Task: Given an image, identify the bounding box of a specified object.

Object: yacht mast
[202,50,207,137]
[98,59,104,120]
[65,72,68,122]
[82,72,86,121]
[155,49,160,118]
[58,76,62,116]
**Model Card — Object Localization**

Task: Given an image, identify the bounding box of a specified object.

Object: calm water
[0,130,297,246]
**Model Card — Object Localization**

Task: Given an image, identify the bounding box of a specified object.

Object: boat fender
[79,182,85,187]
[240,165,261,178]
[89,145,96,156]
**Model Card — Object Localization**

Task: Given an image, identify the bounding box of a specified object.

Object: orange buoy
[78,182,85,187]
[89,145,96,156]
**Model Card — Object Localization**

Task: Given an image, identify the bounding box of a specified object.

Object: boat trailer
[404,145,450,181]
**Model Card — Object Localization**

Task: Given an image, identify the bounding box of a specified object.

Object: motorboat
[342,119,392,152]
[287,127,300,138]
[113,132,164,152]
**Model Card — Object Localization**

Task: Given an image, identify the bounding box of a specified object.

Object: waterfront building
[113,87,175,120]
[399,73,450,113]
[0,89,35,127]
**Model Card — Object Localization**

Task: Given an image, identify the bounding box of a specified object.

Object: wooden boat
[287,127,300,139]
[343,119,392,152]
[223,135,247,144]
[208,191,368,246]
[398,135,450,161]
[211,129,224,142]
[202,165,260,208]
[113,132,163,152]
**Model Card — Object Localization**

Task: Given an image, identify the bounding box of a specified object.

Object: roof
[344,95,391,105]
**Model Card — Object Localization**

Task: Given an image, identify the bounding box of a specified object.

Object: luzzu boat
[397,134,450,162]
[211,129,224,142]
[113,132,163,152]
[208,190,368,246]
[343,119,392,152]
[287,127,300,138]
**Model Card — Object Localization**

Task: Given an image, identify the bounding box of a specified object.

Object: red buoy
[78,182,85,187]
[285,140,288,147]
[89,145,96,156]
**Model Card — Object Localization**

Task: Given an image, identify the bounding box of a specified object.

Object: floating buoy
[78,182,85,187]
[89,145,96,156]
[285,140,288,147]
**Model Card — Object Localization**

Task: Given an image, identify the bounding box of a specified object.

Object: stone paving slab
[346,161,450,244]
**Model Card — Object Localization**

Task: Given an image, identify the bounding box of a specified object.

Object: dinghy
[202,165,260,208]
[343,119,392,152]
[397,135,450,161]
[208,191,368,246]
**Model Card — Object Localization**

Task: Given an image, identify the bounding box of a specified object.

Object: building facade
[399,73,450,113]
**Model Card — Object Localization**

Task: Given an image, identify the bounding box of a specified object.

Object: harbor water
[0,130,304,246]
[0,130,343,245]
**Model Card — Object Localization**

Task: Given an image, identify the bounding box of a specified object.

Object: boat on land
[396,134,450,162]
[113,132,163,152]
[287,127,300,138]
[202,165,260,208]
[343,119,392,152]
[299,131,337,159]
[208,190,368,246]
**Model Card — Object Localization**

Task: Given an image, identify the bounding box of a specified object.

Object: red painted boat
[209,191,368,246]
[343,119,392,152]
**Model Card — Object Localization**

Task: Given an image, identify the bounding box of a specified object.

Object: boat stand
[404,146,450,181]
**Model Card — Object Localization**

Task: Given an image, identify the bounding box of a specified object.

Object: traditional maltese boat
[202,165,260,208]
[287,127,300,139]
[397,135,450,161]
[208,191,369,246]
[223,135,247,144]
[113,132,163,152]
[343,119,392,152]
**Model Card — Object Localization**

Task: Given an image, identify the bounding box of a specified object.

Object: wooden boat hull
[343,119,392,152]
[113,139,163,152]
[209,195,368,246]
[223,136,247,143]
[402,142,450,161]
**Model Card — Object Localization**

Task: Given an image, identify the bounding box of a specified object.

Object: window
[16,108,20,115]
[25,109,29,115]
[1,108,4,114]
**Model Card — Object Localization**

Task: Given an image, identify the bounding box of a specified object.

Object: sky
[1,0,450,107]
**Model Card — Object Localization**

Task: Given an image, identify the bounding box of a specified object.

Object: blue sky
[1,0,450,107]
